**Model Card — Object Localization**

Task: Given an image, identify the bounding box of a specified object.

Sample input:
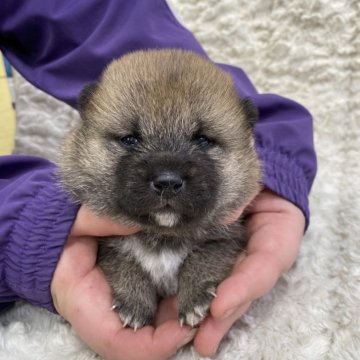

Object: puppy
[59,49,261,329]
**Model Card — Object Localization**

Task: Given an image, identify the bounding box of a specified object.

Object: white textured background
[1,0,359,359]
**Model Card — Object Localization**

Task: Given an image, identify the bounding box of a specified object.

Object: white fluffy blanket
[1,1,359,359]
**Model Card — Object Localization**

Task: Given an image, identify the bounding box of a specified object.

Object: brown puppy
[59,49,261,329]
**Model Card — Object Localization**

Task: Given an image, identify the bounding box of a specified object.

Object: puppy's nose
[150,172,184,195]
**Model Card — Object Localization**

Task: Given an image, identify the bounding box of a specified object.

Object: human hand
[51,206,195,360]
[193,189,305,357]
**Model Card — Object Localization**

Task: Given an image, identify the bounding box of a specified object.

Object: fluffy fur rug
[1,0,359,359]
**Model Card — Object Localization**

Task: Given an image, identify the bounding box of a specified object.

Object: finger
[104,321,195,360]
[63,235,98,268]
[211,211,303,319]
[154,296,179,326]
[71,205,141,237]
[193,302,250,357]
[210,250,282,319]
[222,191,260,225]
[66,268,194,360]
[149,320,197,359]
[222,205,245,224]
[51,236,98,313]
[102,319,195,360]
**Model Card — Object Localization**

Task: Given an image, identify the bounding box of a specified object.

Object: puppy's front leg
[98,240,157,330]
[177,240,242,327]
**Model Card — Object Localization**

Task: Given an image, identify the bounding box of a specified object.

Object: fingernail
[177,328,197,349]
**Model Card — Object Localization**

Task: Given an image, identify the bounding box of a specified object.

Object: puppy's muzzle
[150,171,185,196]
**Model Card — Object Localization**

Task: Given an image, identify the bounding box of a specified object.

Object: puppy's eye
[193,134,214,148]
[120,135,140,147]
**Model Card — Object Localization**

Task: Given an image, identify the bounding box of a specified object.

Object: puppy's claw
[194,306,205,318]
[122,318,129,328]
[207,287,217,298]
[208,290,217,298]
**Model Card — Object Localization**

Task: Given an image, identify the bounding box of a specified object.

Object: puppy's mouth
[150,204,180,228]
[153,210,180,228]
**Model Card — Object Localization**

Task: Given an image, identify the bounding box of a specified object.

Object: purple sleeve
[0,0,316,310]
[0,0,207,108]
[0,156,79,311]
[0,0,317,224]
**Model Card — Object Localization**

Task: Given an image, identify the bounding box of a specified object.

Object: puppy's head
[60,50,261,230]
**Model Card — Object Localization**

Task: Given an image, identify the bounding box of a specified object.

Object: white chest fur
[121,237,189,296]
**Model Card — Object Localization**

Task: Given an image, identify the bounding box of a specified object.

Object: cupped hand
[193,189,305,357]
[51,206,195,360]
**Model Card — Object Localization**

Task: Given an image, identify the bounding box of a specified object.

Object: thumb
[71,205,141,237]
[151,321,197,357]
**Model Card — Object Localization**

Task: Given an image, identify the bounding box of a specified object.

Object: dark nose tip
[150,172,184,195]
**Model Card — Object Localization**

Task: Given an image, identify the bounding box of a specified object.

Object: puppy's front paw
[178,285,217,327]
[112,295,156,330]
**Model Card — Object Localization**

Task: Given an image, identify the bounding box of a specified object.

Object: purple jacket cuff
[257,146,310,224]
[0,156,79,312]
[253,94,316,229]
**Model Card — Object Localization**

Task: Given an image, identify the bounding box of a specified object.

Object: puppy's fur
[59,49,261,329]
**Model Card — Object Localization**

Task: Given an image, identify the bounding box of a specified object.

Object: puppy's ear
[78,82,99,114]
[241,98,258,130]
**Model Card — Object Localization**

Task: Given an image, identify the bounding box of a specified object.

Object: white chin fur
[154,212,179,227]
